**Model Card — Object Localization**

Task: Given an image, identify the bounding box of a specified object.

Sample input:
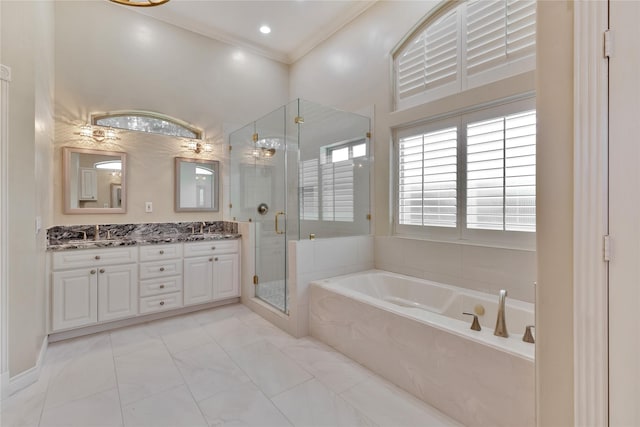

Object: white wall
[536,1,574,425]
[1,0,54,377]
[289,1,537,301]
[53,0,289,225]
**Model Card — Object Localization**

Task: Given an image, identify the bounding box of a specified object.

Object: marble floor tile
[340,376,463,427]
[173,342,252,402]
[202,316,264,352]
[122,385,207,427]
[237,314,299,349]
[43,332,112,381]
[282,338,371,393]
[188,303,251,326]
[272,379,377,427]
[114,340,184,405]
[151,315,214,355]
[0,390,46,427]
[5,304,465,427]
[39,388,122,427]
[109,322,163,358]
[44,341,117,409]
[197,382,292,427]
[228,340,312,398]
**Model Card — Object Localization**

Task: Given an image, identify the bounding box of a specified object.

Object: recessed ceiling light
[259,25,271,35]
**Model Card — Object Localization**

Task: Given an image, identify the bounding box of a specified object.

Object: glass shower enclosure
[229,99,370,313]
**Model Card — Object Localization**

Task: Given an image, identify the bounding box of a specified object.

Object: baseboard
[1,336,47,399]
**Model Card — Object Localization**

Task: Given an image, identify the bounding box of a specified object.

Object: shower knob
[257,203,269,215]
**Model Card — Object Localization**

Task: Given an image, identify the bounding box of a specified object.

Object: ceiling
[129,0,377,64]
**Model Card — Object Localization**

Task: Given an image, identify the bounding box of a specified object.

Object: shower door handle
[275,211,286,235]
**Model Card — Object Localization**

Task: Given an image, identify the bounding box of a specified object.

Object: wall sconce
[77,124,120,143]
[183,139,213,154]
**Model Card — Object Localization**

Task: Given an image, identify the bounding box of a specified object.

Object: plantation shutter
[394,0,535,110]
[300,159,319,220]
[466,110,536,231]
[321,161,354,222]
[396,7,459,104]
[398,127,458,227]
[466,0,536,76]
[504,110,536,231]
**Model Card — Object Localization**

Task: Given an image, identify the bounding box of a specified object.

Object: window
[393,0,536,110]
[396,99,535,248]
[93,111,202,139]
[299,139,367,222]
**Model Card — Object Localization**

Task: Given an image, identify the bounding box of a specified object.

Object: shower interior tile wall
[374,236,536,303]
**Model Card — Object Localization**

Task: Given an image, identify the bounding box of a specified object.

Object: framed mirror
[62,147,127,214]
[175,157,219,212]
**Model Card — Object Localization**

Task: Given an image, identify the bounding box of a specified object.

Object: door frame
[573,1,609,425]
[0,64,11,395]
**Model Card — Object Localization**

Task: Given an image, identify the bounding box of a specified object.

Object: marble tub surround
[309,277,535,427]
[47,221,239,250]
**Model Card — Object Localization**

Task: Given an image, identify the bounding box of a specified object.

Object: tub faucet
[494,289,509,338]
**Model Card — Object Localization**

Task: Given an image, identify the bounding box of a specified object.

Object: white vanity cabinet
[50,239,240,334]
[138,243,184,314]
[183,240,240,306]
[51,247,138,331]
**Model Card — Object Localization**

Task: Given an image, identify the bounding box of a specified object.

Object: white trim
[573,1,609,426]
[0,64,11,399]
[1,337,47,399]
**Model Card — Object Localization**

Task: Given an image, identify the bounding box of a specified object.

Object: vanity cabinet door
[97,264,137,322]
[183,256,213,305]
[213,253,239,300]
[52,269,98,331]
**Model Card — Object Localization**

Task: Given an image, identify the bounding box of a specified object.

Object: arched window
[393,0,536,111]
[92,111,202,139]
[393,0,537,249]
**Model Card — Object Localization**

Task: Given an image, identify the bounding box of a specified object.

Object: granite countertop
[46,221,241,251]
[47,233,241,251]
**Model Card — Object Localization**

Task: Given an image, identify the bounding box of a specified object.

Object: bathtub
[309,270,535,427]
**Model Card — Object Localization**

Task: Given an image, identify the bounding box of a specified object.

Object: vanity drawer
[139,244,182,262]
[139,259,182,280]
[184,240,238,258]
[139,276,183,297]
[52,247,138,270]
[139,292,182,314]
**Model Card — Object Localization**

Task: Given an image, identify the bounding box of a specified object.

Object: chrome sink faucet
[200,222,206,234]
[494,289,509,338]
[94,224,100,241]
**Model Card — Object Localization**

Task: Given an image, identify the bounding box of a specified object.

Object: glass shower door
[229,106,291,313]
[253,107,288,312]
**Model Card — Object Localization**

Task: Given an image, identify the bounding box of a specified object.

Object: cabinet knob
[95,255,101,260]
[159,284,165,289]
[159,250,164,255]
[211,246,216,250]
[99,268,105,274]
[209,258,213,262]
[159,301,165,306]
[160,267,165,272]
[90,269,96,275]
[214,257,218,261]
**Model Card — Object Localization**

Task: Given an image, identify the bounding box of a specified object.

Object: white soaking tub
[309,270,535,427]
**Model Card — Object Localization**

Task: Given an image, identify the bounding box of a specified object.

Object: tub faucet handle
[523,325,535,343]
[494,289,509,338]
[462,312,481,331]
